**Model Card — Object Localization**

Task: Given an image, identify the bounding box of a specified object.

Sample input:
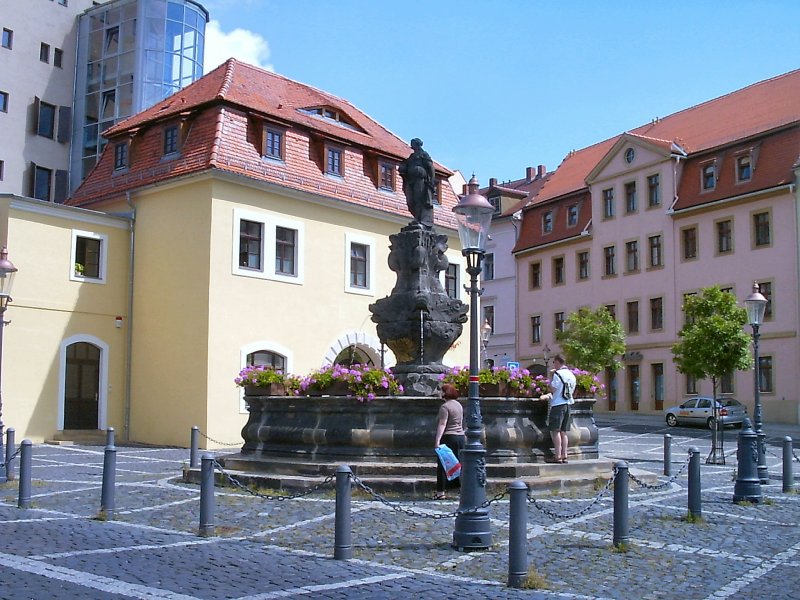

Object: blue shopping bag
[435,445,462,481]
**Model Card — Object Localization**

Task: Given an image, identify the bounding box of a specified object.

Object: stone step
[184,456,657,496]
[46,430,107,445]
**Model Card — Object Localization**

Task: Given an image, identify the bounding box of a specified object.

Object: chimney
[526,166,535,182]
[537,164,546,179]
[489,177,497,188]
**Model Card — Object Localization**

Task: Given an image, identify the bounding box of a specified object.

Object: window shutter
[57,106,72,143]
[28,162,37,197]
[32,97,41,134]
[54,169,69,203]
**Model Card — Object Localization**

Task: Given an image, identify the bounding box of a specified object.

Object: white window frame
[344,232,375,296]
[70,229,108,284]
[439,253,465,301]
[232,208,305,285]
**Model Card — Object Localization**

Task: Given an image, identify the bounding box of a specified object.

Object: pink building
[514,70,800,423]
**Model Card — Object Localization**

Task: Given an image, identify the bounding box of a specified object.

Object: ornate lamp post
[0,247,19,483]
[744,282,769,484]
[542,344,551,371]
[451,176,494,550]
[481,320,492,368]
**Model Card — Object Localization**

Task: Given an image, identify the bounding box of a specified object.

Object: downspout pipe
[123,191,136,441]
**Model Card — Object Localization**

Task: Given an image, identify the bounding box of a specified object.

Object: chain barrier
[211,458,336,501]
[198,431,243,447]
[350,473,507,520]
[627,455,691,490]
[2,446,21,469]
[526,469,616,520]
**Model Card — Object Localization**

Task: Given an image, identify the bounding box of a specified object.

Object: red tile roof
[69,59,459,228]
[535,69,800,204]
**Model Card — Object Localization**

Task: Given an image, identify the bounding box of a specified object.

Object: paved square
[1,415,798,599]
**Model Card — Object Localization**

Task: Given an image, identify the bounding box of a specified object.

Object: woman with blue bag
[433,383,465,500]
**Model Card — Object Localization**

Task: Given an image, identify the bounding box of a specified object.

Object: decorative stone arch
[58,334,110,431]
[323,331,394,368]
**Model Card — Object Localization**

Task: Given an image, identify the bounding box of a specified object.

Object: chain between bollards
[18,440,32,509]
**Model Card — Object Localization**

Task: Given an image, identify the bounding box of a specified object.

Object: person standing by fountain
[547,355,576,463]
[434,383,465,499]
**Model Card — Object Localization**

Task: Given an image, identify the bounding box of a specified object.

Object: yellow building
[0,59,470,447]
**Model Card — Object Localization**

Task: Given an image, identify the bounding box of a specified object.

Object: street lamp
[0,247,18,484]
[542,344,551,371]
[744,281,769,484]
[451,175,494,550]
[481,320,492,368]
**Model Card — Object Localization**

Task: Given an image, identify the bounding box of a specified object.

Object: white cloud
[203,20,273,74]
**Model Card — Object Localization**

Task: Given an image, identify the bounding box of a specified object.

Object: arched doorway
[333,345,375,367]
[64,342,101,429]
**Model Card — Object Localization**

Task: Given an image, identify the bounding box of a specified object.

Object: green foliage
[556,306,626,374]
[672,286,752,384]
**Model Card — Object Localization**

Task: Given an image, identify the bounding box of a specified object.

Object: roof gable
[586,133,685,184]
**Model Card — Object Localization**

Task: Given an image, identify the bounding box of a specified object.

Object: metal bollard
[613,461,629,548]
[663,433,672,477]
[190,426,200,469]
[334,465,352,560]
[199,453,215,536]
[733,419,762,503]
[18,440,32,509]
[100,438,117,518]
[688,447,702,517]
[5,427,16,481]
[106,427,115,446]
[507,480,528,588]
[783,436,794,493]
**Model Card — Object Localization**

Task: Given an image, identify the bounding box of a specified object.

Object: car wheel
[707,417,716,430]
[666,414,678,427]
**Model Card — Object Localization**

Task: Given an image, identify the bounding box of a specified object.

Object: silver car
[665,397,748,429]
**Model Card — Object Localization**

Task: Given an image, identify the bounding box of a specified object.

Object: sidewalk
[0,418,798,599]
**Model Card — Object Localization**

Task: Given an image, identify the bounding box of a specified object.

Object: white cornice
[5,195,131,230]
[667,184,792,216]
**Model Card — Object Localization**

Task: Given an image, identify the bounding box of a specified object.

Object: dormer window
[379,161,395,191]
[736,155,752,182]
[702,163,716,190]
[263,126,284,161]
[326,146,343,176]
[432,179,441,205]
[542,210,553,233]
[299,106,365,133]
[163,124,179,156]
[113,142,128,170]
[567,204,578,227]
[488,195,501,214]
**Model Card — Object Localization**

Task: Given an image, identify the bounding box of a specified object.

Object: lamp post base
[452,443,492,550]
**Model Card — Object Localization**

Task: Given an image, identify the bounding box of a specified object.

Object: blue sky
[201,0,800,184]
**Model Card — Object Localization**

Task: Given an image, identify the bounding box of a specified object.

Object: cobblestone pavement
[1,415,798,599]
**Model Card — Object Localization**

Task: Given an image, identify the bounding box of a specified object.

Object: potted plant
[236,365,289,396]
[439,366,469,396]
[571,369,606,399]
[508,369,551,398]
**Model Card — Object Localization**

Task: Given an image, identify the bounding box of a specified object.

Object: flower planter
[305,381,352,397]
[244,383,286,397]
[479,382,508,397]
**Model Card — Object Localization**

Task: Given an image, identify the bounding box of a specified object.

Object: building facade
[514,70,800,423]
[71,0,208,187]
[0,0,206,202]
[17,59,468,447]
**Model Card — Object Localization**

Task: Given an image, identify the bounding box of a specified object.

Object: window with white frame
[444,262,460,299]
[232,209,305,284]
[71,230,108,283]
[483,252,494,280]
[345,232,375,295]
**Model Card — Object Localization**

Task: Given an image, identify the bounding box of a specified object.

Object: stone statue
[399,138,435,228]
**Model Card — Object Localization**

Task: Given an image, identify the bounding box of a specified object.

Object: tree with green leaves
[671,286,752,463]
[555,306,626,374]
